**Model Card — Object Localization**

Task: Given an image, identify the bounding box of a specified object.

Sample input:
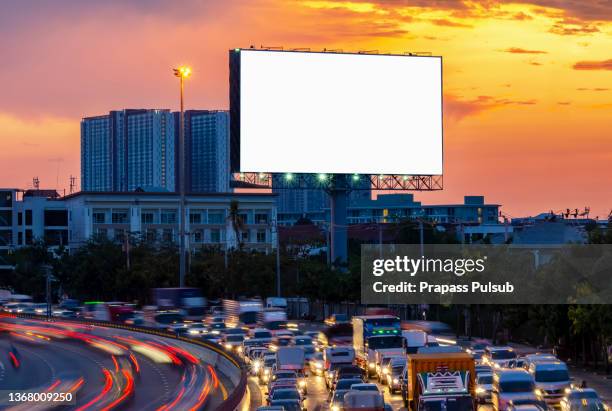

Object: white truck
[257,308,288,333]
[223,299,262,328]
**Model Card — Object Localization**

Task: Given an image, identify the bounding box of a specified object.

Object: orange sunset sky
[0,0,610,219]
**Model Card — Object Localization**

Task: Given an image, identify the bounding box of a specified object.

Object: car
[329,365,364,391]
[325,313,349,326]
[477,364,494,375]
[529,361,570,406]
[377,355,402,384]
[224,327,248,336]
[273,336,293,349]
[329,389,350,411]
[522,354,558,369]
[331,378,364,400]
[268,399,304,411]
[484,346,518,369]
[385,358,405,394]
[222,334,245,353]
[208,321,226,334]
[476,372,494,403]
[251,328,274,345]
[185,323,208,336]
[506,399,549,411]
[560,388,608,411]
[200,333,222,344]
[492,369,539,411]
[308,352,324,375]
[269,370,298,389]
[259,357,277,384]
[350,383,380,393]
[267,388,303,406]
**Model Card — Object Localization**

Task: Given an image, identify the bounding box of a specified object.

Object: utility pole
[273,216,281,296]
[419,219,424,257]
[42,264,52,319]
[173,66,191,288]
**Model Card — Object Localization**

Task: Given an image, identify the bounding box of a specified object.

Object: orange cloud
[429,18,472,28]
[573,59,612,70]
[501,47,547,54]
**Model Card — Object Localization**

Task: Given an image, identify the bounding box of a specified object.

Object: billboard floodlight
[285,173,293,181]
[318,173,328,182]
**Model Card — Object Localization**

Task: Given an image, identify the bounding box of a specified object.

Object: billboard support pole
[329,175,348,269]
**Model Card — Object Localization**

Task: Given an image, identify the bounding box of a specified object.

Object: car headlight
[393,378,399,385]
[299,380,306,387]
[332,406,340,411]
[476,387,485,394]
[315,362,323,369]
[369,362,376,369]
[225,343,232,350]
[383,367,389,375]
[534,389,543,396]
[237,346,243,352]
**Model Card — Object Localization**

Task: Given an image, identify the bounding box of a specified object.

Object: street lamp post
[173,66,191,288]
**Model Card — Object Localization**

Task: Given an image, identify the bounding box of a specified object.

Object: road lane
[0,316,238,410]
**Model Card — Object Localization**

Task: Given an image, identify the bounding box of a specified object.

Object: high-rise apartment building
[81,109,229,193]
[184,110,230,193]
[82,109,176,192]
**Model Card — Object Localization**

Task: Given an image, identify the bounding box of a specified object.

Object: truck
[82,301,135,323]
[400,352,476,411]
[223,299,263,328]
[265,297,287,309]
[403,330,428,354]
[257,308,288,333]
[152,288,206,320]
[353,315,404,377]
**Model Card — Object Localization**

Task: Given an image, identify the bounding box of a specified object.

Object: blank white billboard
[239,50,442,175]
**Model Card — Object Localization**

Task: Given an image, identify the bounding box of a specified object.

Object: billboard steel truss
[231,173,443,191]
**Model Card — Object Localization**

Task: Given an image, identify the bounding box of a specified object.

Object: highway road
[0,316,235,410]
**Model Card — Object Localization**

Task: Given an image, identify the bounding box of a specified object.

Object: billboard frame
[229,47,444,184]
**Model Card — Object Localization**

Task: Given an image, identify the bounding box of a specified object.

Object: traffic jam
[218,300,609,411]
[3,291,609,411]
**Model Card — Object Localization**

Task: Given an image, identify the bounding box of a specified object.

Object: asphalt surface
[0,316,234,410]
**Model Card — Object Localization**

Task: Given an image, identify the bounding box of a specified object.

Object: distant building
[0,189,68,270]
[81,109,176,192]
[64,191,276,253]
[184,110,230,193]
[81,109,230,194]
[1,188,277,256]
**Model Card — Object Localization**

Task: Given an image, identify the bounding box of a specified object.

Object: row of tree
[2,220,611,370]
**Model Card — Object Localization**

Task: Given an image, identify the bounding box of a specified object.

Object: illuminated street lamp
[173,66,191,288]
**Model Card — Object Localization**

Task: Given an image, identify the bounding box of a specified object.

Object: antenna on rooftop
[69,175,76,194]
[33,177,40,190]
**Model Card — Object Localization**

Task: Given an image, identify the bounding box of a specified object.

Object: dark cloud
[576,87,610,91]
[521,0,612,22]
[557,101,572,105]
[573,59,612,70]
[529,61,543,66]
[501,47,548,54]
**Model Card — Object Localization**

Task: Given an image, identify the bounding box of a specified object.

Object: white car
[492,369,539,411]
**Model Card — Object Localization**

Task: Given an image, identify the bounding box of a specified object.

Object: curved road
[0,316,235,410]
